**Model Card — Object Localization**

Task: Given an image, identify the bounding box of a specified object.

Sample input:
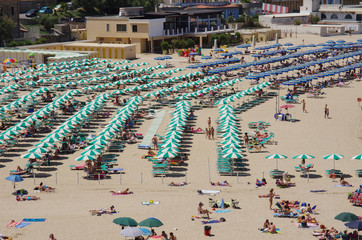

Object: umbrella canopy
[351,154,362,160]
[5,175,24,182]
[113,217,138,227]
[120,227,144,238]
[323,154,344,170]
[345,220,362,230]
[266,154,287,170]
[22,152,43,159]
[138,217,164,228]
[335,212,359,222]
[280,104,295,109]
[292,154,315,160]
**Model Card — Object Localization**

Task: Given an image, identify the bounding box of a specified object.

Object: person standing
[152,135,158,150]
[302,99,307,113]
[210,127,215,140]
[324,104,329,118]
[269,188,275,210]
[207,117,211,128]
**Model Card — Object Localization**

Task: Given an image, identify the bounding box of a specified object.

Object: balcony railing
[163,25,235,36]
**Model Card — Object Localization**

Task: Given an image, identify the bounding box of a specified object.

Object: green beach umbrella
[138,218,163,228]
[266,154,287,170]
[90,139,109,145]
[335,212,359,222]
[113,217,138,227]
[351,154,362,160]
[292,154,315,160]
[75,154,97,161]
[160,141,180,148]
[323,154,344,170]
[81,149,102,156]
[22,152,43,159]
[223,152,243,159]
[156,151,177,159]
[29,147,49,154]
[84,144,105,150]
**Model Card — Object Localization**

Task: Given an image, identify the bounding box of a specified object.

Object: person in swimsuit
[16,195,40,201]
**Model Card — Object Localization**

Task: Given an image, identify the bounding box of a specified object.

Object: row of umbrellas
[209,48,328,75]
[76,96,144,161]
[156,101,191,158]
[176,78,242,100]
[246,49,362,81]
[218,105,244,159]
[215,81,271,105]
[282,61,362,86]
[186,57,240,69]
[27,94,110,159]
[0,89,80,144]
[142,72,205,98]
[266,153,362,171]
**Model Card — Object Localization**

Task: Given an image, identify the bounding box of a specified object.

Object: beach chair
[355,169,362,177]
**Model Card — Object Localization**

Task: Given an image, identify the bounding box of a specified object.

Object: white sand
[1,33,362,240]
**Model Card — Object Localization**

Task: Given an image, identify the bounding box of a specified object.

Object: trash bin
[204,225,211,236]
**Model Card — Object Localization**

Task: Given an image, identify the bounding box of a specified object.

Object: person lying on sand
[16,195,40,201]
[168,182,187,186]
[110,188,133,195]
[35,182,55,192]
[256,178,267,187]
[89,205,116,216]
[210,180,231,187]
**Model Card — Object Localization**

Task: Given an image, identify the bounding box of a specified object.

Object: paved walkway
[140,110,166,147]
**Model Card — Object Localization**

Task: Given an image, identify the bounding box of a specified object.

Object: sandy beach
[1,33,362,240]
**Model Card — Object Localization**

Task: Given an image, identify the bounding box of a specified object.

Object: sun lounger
[355,169,362,177]
[69,163,87,170]
[197,190,221,195]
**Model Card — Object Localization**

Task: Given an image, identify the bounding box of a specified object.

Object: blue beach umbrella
[6,175,24,189]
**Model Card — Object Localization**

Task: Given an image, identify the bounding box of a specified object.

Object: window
[132,25,137,32]
[345,14,352,20]
[106,24,110,32]
[116,38,122,41]
[116,24,127,32]
[321,13,326,20]
[11,7,14,16]
[331,14,338,19]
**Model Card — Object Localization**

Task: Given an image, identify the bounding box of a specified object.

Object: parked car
[39,7,53,14]
[25,9,38,17]
[71,17,86,22]
[54,5,62,12]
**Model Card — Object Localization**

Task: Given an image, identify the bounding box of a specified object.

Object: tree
[60,2,69,12]
[72,0,102,15]
[0,16,15,44]
[160,41,169,52]
[40,14,59,32]
[235,15,245,23]
[186,38,195,48]
[227,16,235,23]
[235,32,241,43]
[308,14,320,24]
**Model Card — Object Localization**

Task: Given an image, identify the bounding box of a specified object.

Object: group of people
[135,230,177,240]
[260,219,277,233]
[206,117,215,140]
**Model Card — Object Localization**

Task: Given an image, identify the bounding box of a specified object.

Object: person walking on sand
[324,104,329,118]
[269,188,275,210]
[210,126,215,140]
[205,128,209,139]
[207,117,211,128]
[302,99,307,113]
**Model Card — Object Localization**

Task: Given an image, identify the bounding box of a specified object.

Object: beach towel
[334,184,352,187]
[197,190,221,195]
[201,220,220,224]
[215,210,231,213]
[293,222,318,228]
[15,223,31,228]
[259,195,280,199]
[264,228,281,234]
[310,190,327,193]
[111,192,133,196]
[142,201,160,205]
[7,221,21,228]
[22,218,46,222]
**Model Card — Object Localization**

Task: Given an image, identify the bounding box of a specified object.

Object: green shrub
[36,38,47,44]
[186,38,195,48]
[160,41,169,51]
[294,19,301,25]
